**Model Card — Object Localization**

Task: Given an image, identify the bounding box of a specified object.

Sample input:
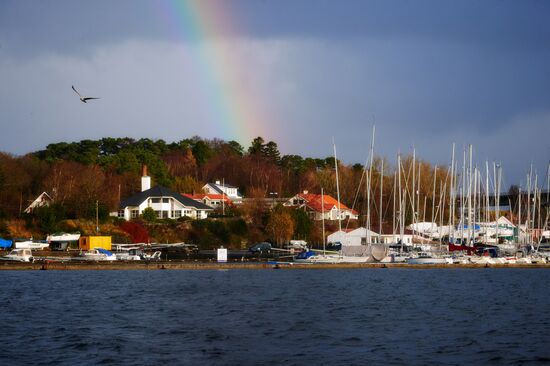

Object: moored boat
[47,232,81,251]
[14,239,50,250]
[1,248,34,262]
[407,252,451,265]
[76,248,116,261]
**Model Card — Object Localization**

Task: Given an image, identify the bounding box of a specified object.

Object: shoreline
[1,261,549,270]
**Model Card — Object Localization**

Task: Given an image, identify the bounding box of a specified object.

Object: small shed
[79,236,112,251]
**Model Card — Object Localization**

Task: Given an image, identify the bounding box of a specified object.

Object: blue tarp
[295,250,316,260]
[0,238,12,249]
[95,248,114,256]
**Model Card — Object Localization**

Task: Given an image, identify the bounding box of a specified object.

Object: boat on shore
[407,252,452,265]
[1,248,34,262]
[14,239,50,250]
[75,248,117,261]
[47,232,81,251]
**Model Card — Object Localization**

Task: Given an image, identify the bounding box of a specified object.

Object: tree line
[0,136,451,245]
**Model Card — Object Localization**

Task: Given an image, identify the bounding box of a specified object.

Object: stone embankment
[1,261,549,270]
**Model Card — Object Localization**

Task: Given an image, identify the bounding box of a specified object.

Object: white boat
[116,248,144,260]
[14,240,50,250]
[407,252,452,265]
[47,232,81,251]
[1,249,34,262]
[76,248,117,261]
[47,232,81,242]
[380,252,412,263]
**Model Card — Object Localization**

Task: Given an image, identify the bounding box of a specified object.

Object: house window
[155,210,168,218]
[172,210,182,218]
[118,210,124,218]
[151,198,161,203]
[162,198,169,203]
[131,210,139,219]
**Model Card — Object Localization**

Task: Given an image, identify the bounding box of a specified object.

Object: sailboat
[296,130,388,264]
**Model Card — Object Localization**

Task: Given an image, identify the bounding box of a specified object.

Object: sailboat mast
[412,147,416,240]
[485,160,490,244]
[333,140,342,233]
[397,152,403,252]
[449,143,455,243]
[379,159,384,240]
[393,163,397,238]
[417,160,421,234]
[431,165,437,237]
[460,148,466,244]
[518,181,522,244]
[467,144,473,245]
[321,187,326,255]
[366,126,375,243]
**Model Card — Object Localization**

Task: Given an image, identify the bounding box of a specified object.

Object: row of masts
[334,126,549,246]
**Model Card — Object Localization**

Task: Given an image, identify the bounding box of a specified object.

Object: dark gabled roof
[120,186,213,210]
[206,182,242,197]
[206,183,224,194]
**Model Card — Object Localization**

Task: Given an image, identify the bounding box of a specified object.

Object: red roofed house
[284,190,358,221]
[183,193,233,209]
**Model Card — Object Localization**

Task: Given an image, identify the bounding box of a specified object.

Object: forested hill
[1,135,447,235]
[0,136,350,217]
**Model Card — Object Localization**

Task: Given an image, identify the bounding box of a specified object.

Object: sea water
[0,269,548,365]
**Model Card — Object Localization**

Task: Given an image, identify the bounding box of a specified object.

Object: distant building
[24,192,53,214]
[327,227,381,245]
[184,193,233,209]
[284,190,358,221]
[202,181,243,203]
[112,166,213,220]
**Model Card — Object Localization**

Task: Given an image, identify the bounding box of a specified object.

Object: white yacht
[47,232,81,251]
[407,252,452,265]
[76,248,117,261]
[1,249,34,262]
[14,240,50,250]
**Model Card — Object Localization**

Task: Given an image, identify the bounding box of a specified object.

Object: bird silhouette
[72,85,100,103]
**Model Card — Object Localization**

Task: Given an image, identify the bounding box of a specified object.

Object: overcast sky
[0,0,549,186]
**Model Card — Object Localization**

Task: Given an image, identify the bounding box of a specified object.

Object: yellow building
[79,236,112,251]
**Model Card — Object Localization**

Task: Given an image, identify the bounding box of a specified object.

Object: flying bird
[72,85,100,103]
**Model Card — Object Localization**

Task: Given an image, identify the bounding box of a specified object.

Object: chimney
[215,180,221,185]
[141,165,151,192]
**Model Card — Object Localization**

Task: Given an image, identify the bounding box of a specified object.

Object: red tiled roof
[296,193,358,215]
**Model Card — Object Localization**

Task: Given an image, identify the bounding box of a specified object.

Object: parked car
[248,242,272,254]
[326,242,342,251]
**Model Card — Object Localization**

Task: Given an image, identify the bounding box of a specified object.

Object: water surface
[0,269,548,365]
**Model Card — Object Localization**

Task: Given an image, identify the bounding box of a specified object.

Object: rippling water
[0,269,549,365]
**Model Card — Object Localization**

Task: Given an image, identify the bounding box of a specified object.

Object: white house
[184,193,233,209]
[24,192,52,213]
[284,191,358,221]
[380,234,413,245]
[202,181,243,203]
[327,227,381,246]
[113,170,213,220]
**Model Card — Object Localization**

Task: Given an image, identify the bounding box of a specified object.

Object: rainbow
[156,0,273,145]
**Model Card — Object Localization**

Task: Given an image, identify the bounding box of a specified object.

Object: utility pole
[96,200,99,233]
[222,178,225,216]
